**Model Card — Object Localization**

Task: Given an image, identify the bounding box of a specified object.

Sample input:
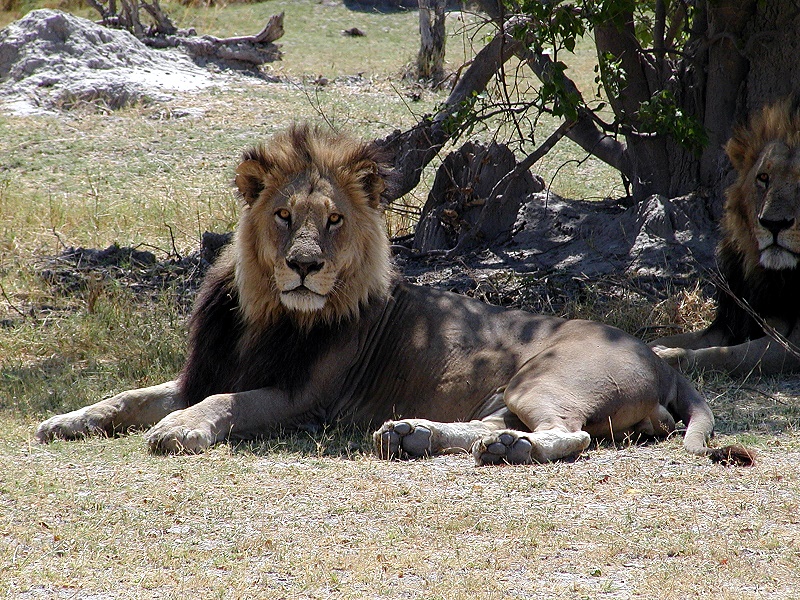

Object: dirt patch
[398,191,719,316]
[0,9,221,114]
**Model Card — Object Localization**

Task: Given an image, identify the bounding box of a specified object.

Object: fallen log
[142,13,284,68]
[86,0,284,68]
[143,13,284,68]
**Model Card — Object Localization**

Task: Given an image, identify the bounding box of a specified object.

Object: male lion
[652,99,800,376]
[36,125,753,466]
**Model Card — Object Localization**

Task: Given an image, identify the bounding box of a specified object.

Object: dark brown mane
[713,98,800,344]
[714,239,800,343]
[179,125,396,405]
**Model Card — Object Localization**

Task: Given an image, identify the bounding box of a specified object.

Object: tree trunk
[686,0,796,212]
[697,0,756,199]
[416,0,447,84]
[594,0,798,207]
[595,14,671,199]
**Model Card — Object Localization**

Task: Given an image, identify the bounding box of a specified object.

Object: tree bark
[698,0,757,200]
[595,14,671,198]
[416,0,447,83]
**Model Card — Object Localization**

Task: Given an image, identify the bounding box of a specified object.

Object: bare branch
[201,12,284,45]
[515,44,632,178]
[488,118,575,203]
[0,281,27,321]
[140,0,176,36]
[378,29,525,201]
[379,14,636,202]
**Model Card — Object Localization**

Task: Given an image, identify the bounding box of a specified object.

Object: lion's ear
[235,159,267,205]
[725,130,751,173]
[353,160,386,208]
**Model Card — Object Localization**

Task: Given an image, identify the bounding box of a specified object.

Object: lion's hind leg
[629,403,676,439]
[373,419,494,459]
[471,428,591,466]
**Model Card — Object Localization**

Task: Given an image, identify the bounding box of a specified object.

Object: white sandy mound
[0,9,218,114]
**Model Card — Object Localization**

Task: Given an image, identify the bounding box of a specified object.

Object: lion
[35,125,754,466]
[652,99,800,376]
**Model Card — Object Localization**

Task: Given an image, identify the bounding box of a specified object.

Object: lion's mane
[714,98,800,341]
[178,125,395,406]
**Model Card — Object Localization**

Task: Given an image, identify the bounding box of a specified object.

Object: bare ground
[2,420,799,599]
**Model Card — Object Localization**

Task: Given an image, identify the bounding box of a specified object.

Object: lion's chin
[280,288,327,313]
[760,246,799,270]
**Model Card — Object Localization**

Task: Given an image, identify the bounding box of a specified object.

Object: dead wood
[87,0,284,67]
[411,140,543,253]
[377,31,524,201]
[150,12,283,67]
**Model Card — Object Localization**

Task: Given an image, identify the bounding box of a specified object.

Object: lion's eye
[275,208,291,224]
[328,213,343,228]
[756,172,770,187]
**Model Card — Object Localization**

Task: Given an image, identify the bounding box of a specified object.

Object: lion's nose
[286,257,324,278]
[759,217,795,237]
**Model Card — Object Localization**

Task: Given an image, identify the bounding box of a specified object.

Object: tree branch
[514,43,632,178]
[653,0,667,75]
[378,29,524,201]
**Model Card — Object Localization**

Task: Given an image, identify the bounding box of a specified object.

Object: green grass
[2,2,800,598]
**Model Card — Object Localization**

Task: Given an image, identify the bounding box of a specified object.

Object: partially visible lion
[36,125,753,466]
[652,99,800,376]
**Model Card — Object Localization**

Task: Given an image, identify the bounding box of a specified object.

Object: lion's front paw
[373,419,433,459]
[145,410,217,454]
[35,407,112,443]
[651,345,697,371]
[471,431,535,465]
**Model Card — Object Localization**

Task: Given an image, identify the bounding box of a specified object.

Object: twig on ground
[0,281,27,321]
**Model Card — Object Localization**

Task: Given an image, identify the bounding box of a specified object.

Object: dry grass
[2,2,800,598]
[3,421,800,599]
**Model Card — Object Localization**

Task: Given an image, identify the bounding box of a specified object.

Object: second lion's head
[232,125,394,329]
[724,98,800,273]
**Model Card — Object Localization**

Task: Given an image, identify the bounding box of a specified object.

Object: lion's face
[746,141,800,269]
[232,126,393,329]
[261,170,366,313]
[724,100,800,272]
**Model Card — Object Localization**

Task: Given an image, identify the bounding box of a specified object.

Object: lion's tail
[672,374,757,467]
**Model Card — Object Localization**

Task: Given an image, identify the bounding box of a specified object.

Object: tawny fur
[233,124,394,332]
